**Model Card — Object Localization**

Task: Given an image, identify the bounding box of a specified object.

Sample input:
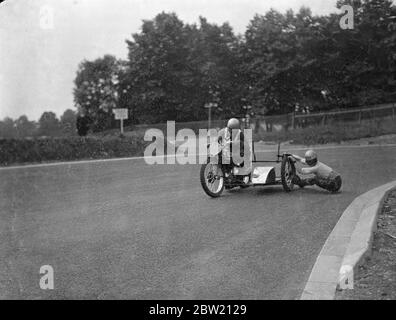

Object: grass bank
[254,118,396,145]
[336,189,396,300]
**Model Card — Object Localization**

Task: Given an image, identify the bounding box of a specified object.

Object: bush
[0,135,149,166]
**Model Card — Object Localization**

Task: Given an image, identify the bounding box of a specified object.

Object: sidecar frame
[247,142,292,187]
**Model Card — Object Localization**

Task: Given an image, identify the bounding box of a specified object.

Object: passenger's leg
[315,176,342,193]
[329,176,342,193]
[292,175,316,188]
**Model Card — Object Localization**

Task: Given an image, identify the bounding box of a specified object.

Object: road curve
[0,145,395,299]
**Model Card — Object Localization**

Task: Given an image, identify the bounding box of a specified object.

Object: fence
[119,102,396,135]
[251,102,396,133]
[131,119,227,134]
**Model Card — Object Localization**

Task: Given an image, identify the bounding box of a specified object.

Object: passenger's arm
[300,166,317,175]
[292,154,306,164]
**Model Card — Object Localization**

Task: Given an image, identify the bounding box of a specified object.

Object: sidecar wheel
[200,162,225,198]
[281,155,296,192]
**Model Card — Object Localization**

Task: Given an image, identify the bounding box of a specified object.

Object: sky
[0,0,340,121]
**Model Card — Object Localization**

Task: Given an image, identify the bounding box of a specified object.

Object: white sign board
[113,109,128,134]
[113,108,128,120]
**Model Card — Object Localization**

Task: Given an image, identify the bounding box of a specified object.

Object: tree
[0,117,16,138]
[38,112,61,136]
[74,3,396,127]
[74,55,125,132]
[240,1,396,113]
[123,13,196,123]
[122,12,242,124]
[189,17,242,118]
[318,0,396,107]
[76,114,91,136]
[351,0,396,104]
[60,109,77,136]
[15,115,36,138]
[241,8,323,115]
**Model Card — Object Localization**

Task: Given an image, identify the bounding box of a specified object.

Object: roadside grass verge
[336,189,396,300]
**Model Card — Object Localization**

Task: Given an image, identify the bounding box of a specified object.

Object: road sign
[204,102,218,109]
[113,108,128,134]
[204,103,218,129]
[113,108,128,120]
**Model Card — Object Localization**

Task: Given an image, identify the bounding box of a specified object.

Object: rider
[217,118,245,167]
[291,150,342,193]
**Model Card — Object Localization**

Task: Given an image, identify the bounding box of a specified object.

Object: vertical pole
[208,106,212,129]
[291,111,295,130]
[277,141,280,159]
[120,119,124,134]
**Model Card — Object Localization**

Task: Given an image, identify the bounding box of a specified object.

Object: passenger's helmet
[305,150,318,166]
[227,118,240,130]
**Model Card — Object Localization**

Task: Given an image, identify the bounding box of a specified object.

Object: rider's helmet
[305,149,318,166]
[227,118,240,130]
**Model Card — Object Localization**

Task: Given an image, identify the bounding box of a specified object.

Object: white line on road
[1,143,396,171]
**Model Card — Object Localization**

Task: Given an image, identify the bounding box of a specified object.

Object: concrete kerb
[300,180,396,300]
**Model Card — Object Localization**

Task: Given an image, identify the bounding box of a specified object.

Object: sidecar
[200,141,296,198]
[250,141,295,191]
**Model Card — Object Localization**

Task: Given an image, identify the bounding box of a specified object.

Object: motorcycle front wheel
[200,162,225,198]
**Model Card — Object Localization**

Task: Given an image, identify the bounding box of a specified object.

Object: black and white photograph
[0,0,396,306]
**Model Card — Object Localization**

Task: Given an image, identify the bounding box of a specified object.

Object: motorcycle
[200,141,296,198]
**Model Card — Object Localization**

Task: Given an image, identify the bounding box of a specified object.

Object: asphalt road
[1,145,396,299]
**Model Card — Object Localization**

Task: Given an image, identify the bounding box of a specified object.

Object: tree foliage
[72,1,396,129]
[120,13,242,123]
[0,110,78,138]
[60,109,77,136]
[74,55,125,132]
[38,111,61,136]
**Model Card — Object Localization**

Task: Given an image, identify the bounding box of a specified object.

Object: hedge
[2,117,396,166]
[0,135,149,166]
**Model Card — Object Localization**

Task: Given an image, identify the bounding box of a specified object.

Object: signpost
[204,102,218,129]
[242,105,252,129]
[113,108,128,134]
